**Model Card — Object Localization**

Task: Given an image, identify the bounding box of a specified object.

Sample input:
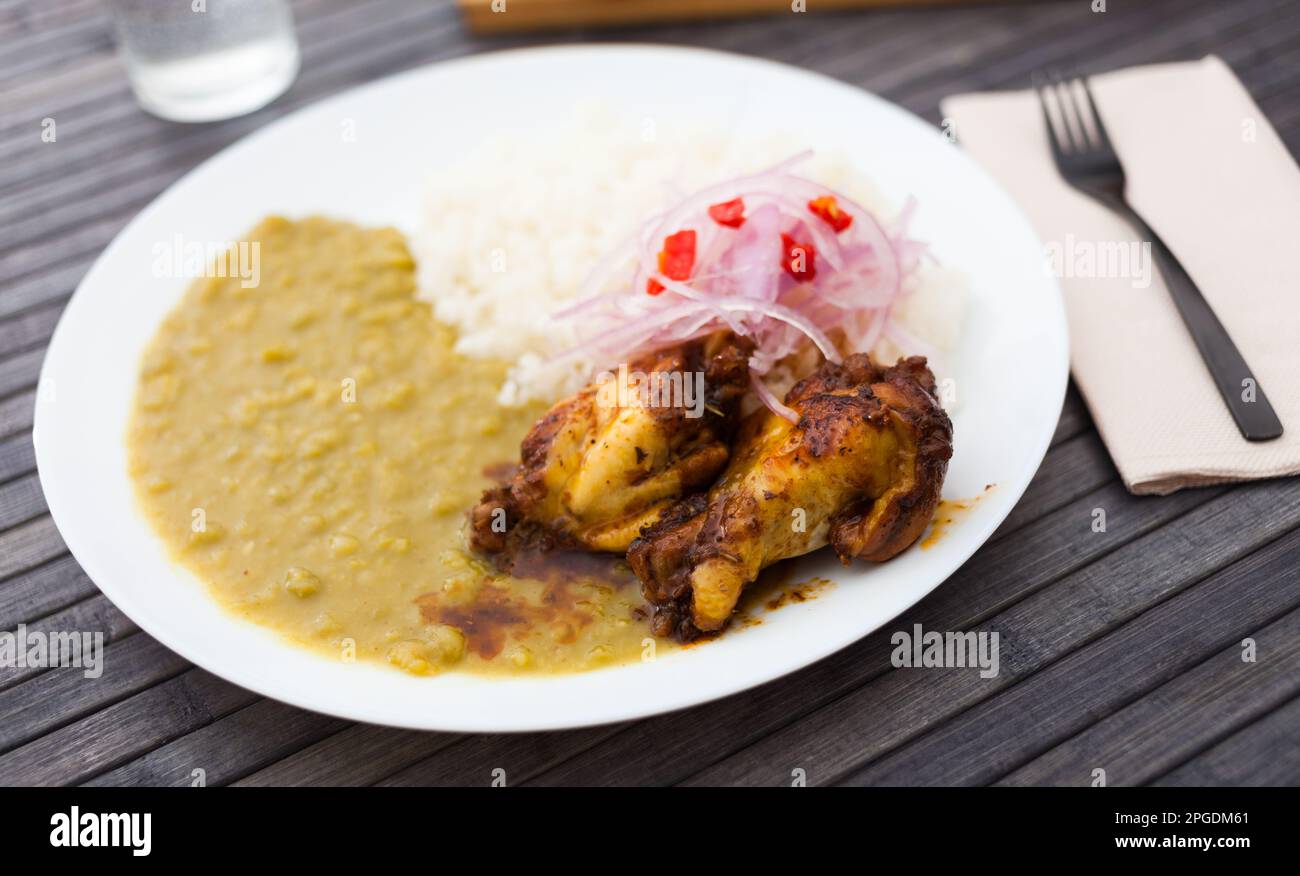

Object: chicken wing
[628,354,952,639]
[470,333,752,555]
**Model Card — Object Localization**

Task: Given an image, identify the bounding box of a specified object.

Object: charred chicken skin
[470,334,752,555]
[628,354,953,639]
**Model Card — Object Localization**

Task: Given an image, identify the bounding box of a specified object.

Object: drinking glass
[106,0,300,123]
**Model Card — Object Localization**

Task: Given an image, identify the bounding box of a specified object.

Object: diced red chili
[808,195,853,233]
[646,229,697,295]
[781,233,816,282]
[708,197,746,228]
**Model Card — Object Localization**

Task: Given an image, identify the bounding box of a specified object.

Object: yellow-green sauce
[127,217,666,676]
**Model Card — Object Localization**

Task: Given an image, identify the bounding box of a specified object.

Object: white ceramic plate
[34,45,1067,732]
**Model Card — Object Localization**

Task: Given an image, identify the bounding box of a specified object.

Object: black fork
[1035,73,1283,442]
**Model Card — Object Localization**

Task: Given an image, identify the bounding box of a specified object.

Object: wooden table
[2,0,1297,787]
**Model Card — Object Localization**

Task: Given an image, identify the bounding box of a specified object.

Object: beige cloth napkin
[942,56,1300,495]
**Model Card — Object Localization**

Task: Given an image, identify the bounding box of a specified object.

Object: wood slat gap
[834,520,1300,786]
[1152,692,1300,786]
[997,600,1300,787]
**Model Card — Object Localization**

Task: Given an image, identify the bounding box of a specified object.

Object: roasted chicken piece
[629,354,952,639]
[470,334,752,555]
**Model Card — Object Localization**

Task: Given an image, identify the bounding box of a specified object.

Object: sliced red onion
[749,369,800,424]
[549,153,927,419]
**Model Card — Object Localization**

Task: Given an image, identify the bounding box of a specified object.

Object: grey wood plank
[0,133,196,235]
[717,6,956,73]
[999,606,1300,786]
[0,553,92,630]
[379,724,625,788]
[822,0,1133,95]
[0,304,59,359]
[1215,15,1300,88]
[0,431,36,483]
[0,129,215,245]
[0,258,89,321]
[0,592,136,692]
[910,482,1223,651]
[1269,90,1300,134]
[892,0,1289,119]
[1256,104,1300,155]
[0,472,44,531]
[0,0,100,41]
[235,723,460,786]
[0,0,109,43]
[0,387,34,440]
[993,429,1114,539]
[0,667,256,786]
[0,52,127,134]
[522,480,1221,787]
[0,74,126,146]
[839,523,1300,786]
[0,213,137,315]
[1050,383,1091,447]
[0,630,186,753]
[1244,37,1300,98]
[0,344,42,398]
[0,514,63,580]
[0,6,109,84]
[85,698,347,786]
[679,478,1300,786]
[0,552,95,631]
[880,0,1256,116]
[1155,695,1300,787]
[0,3,108,48]
[734,5,1010,93]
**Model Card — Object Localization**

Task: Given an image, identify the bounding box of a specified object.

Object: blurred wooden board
[456,0,991,34]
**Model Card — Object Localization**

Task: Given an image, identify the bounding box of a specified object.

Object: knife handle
[1115,202,1283,442]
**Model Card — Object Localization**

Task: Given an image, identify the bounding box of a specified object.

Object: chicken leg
[628,354,952,638]
[470,333,752,555]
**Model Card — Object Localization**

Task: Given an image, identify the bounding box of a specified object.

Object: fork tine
[1078,76,1116,154]
[1034,75,1068,165]
[1052,74,1090,152]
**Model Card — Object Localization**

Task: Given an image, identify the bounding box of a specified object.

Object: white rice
[414,103,964,406]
